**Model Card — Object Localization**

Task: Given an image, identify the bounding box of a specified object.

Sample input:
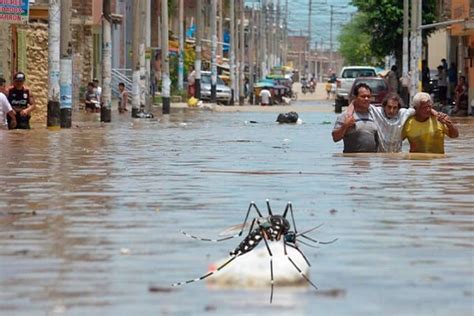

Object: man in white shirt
[370,94,415,152]
[0,77,16,129]
[259,87,272,106]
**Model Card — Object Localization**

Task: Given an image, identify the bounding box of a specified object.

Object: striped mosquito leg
[172,255,238,287]
[260,232,275,303]
[283,241,318,290]
[286,243,312,267]
[265,199,273,216]
[181,230,236,242]
[282,202,297,234]
[237,202,263,236]
[300,234,338,245]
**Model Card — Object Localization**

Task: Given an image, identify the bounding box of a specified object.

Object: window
[342,69,376,79]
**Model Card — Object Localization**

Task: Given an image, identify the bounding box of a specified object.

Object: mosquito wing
[218,217,265,236]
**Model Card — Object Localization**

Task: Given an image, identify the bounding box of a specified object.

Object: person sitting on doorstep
[84,82,100,113]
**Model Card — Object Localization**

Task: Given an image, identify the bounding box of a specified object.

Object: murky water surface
[1,102,473,316]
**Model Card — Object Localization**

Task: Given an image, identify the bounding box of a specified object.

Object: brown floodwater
[0,103,473,315]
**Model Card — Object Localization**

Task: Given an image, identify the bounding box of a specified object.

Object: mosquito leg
[296,224,324,237]
[286,242,312,267]
[265,199,273,216]
[282,202,297,234]
[283,241,318,290]
[260,232,275,303]
[295,239,321,249]
[237,201,264,237]
[300,234,338,245]
[172,255,238,286]
[180,230,236,242]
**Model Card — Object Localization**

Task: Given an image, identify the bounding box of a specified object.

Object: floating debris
[120,248,130,255]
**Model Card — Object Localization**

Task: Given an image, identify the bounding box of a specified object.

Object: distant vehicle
[335,66,377,112]
[300,78,315,94]
[348,77,389,109]
[200,71,232,105]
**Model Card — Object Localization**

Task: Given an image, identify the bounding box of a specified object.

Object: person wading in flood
[7,72,36,129]
[332,82,378,153]
[346,93,442,153]
[117,82,129,114]
[402,92,458,154]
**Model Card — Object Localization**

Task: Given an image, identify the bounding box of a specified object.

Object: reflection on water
[0,107,473,315]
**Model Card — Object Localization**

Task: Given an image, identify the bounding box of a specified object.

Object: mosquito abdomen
[230,229,263,256]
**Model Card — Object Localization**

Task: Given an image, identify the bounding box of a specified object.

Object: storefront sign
[0,0,29,24]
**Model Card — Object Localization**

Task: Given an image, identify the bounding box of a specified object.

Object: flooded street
[0,101,473,316]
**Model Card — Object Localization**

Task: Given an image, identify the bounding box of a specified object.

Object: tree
[350,0,437,65]
[338,13,378,66]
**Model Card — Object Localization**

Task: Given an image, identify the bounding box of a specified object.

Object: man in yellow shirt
[402,92,458,154]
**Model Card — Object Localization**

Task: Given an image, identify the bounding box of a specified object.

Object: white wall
[427,29,448,70]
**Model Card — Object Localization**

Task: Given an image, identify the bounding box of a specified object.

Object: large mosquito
[172,200,337,303]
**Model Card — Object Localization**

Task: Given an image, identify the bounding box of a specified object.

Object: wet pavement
[0,100,473,316]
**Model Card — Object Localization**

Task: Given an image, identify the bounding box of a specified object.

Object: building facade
[449,0,474,114]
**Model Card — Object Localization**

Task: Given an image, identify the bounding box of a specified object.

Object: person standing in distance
[259,87,272,106]
[7,72,36,129]
[117,82,129,113]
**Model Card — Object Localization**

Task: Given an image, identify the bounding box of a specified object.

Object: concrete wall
[0,24,12,80]
[71,24,94,105]
[15,23,49,124]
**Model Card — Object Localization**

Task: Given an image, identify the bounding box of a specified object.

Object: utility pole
[283,0,288,66]
[218,0,223,58]
[239,0,245,105]
[178,0,184,91]
[100,0,112,122]
[230,0,236,104]
[235,3,240,102]
[276,0,281,66]
[132,1,141,117]
[195,0,202,100]
[161,0,171,114]
[249,2,255,105]
[261,0,267,79]
[210,0,217,103]
[307,0,312,77]
[329,4,334,72]
[402,0,409,80]
[47,0,61,129]
[150,0,159,98]
[255,5,261,79]
[402,0,409,104]
[268,2,274,69]
[139,2,147,112]
[410,0,421,100]
[145,0,151,106]
[60,0,72,128]
[416,0,422,94]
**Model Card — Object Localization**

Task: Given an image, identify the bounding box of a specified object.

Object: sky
[247,0,358,51]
